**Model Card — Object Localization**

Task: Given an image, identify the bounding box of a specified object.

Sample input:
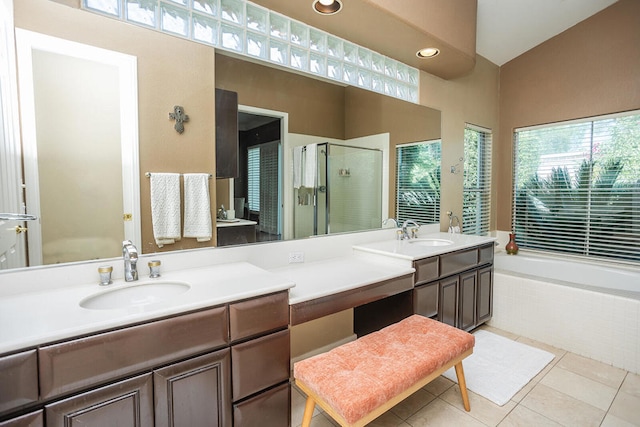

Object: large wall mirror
[3,1,440,271]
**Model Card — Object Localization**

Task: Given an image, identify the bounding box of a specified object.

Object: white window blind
[396,140,441,225]
[513,111,640,263]
[463,125,492,235]
[247,146,259,212]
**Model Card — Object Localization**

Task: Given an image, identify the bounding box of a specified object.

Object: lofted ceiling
[254,0,620,79]
[476,0,619,66]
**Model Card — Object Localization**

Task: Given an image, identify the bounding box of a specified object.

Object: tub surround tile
[498,405,563,427]
[540,366,618,411]
[521,384,605,427]
[608,390,640,426]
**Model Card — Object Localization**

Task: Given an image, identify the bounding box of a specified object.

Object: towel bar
[145,172,212,178]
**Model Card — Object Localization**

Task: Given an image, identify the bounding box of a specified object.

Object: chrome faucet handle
[122,240,139,282]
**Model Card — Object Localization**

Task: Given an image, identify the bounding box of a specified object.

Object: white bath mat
[443,330,555,406]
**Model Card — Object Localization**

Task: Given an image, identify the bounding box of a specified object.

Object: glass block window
[82,0,420,103]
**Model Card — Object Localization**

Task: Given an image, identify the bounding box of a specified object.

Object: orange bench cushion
[294,315,474,424]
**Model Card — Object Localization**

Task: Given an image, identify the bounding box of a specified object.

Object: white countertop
[0,262,294,354]
[270,256,415,305]
[215,219,257,228]
[352,232,497,261]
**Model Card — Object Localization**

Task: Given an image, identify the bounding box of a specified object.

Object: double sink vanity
[0,227,495,427]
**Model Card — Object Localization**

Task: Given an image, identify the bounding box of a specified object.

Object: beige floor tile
[423,376,455,396]
[600,413,639,427]
[441,384,516,426]
[521,383,605,427]
[311,413,340,427]
[556,352,627,389]
[367,410,409,427]
[292,386,322,427]
[540,366,618,411]
[498,405,562,426]
[405,398,485,427]
[608,390,640,426]
[389,388,436,420]
[620,372,640,398]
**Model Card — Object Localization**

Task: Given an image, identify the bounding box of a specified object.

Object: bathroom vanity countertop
[270,256,415,305]
[215,219,257,228]
[0,262,294,354]
[352,232,497,261]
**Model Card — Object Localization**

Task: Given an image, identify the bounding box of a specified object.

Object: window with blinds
[396,140,441,225]
[247,146,260,212]
[463,125,492,235]
[513,110,640,263]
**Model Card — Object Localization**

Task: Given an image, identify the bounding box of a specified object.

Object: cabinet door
[215,88,239,179]
[0,350,38,414]
[439,276,458,327]
[476,266,493,325]
[459,271,477,331]
[154,349,232,427]
[414,281,439,319]
[45,373,153,427]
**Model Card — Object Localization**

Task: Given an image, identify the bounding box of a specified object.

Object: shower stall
[293,143,383,239]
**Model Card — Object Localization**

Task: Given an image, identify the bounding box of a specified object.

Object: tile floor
[291,326,640,427]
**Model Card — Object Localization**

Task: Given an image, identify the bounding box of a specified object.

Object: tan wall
[16,0,217,254]
[496,0,640,230]
[421,56,501,231]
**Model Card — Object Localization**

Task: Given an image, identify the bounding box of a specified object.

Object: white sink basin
[409,238,454,247]
[80,281,191,310]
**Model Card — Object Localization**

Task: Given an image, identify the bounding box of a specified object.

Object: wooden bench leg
[454,362,471,411]
[301,396,316,427]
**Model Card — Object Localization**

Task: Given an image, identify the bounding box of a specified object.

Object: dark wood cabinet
[0,350,38,415]
[45,374,153,427]
[216,88,239,179]
[413,243,494,331]
[154,350,232,427]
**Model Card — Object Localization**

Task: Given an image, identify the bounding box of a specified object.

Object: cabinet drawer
[0,350,38,414]
[45,374,153,427]
[440,248,478,277]
[230,291,289,342]
[479,244,494,265]
[231,329,290,401]
[0,410,43,427]
[39,306,229,399]
[233,382,290,427]
[414,256,439,285]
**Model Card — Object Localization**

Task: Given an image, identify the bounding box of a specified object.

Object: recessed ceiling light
[312,0,342,15]
[416,47,440,58]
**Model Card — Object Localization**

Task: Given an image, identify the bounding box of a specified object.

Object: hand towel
[183,173,212,242]
[303,143,317,188]
[293,146,303,189]
[150,173,181,247]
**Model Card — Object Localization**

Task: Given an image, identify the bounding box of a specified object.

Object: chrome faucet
[382,218,398,228]
[122,240,138,282]
[401,220,420,240]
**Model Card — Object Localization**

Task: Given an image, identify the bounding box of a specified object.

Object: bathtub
[494,251,640,300]
[489,250,640,374]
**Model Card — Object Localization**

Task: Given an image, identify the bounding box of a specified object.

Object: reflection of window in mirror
[463,125,493,235]
[395,140,442,225]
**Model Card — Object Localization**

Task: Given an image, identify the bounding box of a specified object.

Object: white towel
[293,146,303,189]
[183,173,212,242]
[303,143,317,188]
[150,173,181,247]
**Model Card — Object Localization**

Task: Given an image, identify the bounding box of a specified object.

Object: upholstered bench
[294,315,475,427]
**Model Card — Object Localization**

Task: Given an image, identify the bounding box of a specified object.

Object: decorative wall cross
[169,105,189,134]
